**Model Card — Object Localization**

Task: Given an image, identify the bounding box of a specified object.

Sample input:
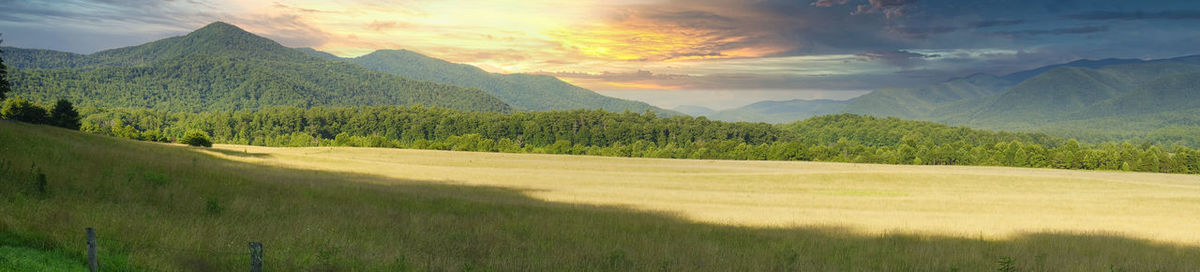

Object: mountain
[951,66,1128,126]
[943,61,1200,127]
[840,55,1200,145]
[1076,71,1200,118]
[294,47,340,60]
[1000,58,1145,82]
[697,99,849,123]
[672,105,716,116]
[2,22,512,112]
[341,49,673,113]
[840,73,1013,120]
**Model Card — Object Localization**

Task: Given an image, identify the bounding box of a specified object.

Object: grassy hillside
[1,22,512,113]
[3,121,1200,270]
[348,49,672,113]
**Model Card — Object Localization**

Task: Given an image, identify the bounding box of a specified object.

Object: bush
[1,98,48,124]
[180,130,213,147]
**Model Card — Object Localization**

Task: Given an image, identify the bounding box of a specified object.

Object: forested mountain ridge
[2,22,512,112]
[342,49,675,113]
[696,54,1200,146]
[841,73,1013,120]
[939,60,1200,126]
[682,99,848,123]
[853,56,1200,146]
[999,58,1144,82]
[672,105,716,116]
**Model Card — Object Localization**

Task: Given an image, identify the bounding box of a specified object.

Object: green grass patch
[1,121,1199,270]
[0,245,83,272]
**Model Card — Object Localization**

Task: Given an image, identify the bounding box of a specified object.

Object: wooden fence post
[249,242,263,272]
[86,227,98,272]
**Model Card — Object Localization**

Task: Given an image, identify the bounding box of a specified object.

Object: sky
[2,0,1200,109]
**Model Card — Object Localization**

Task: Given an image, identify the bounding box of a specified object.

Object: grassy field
[3,121,1200,271]
[207,144,1200,245]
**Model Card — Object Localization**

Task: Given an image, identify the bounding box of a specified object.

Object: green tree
[0,34,9,101]
[1,98,47,124]
[48,99,81,130]
[180,130,213,147]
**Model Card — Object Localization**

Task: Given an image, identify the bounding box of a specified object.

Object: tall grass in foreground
[1,121,1199,271]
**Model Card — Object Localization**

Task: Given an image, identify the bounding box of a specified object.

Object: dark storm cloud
[4,0,1200,95]
[1067,10,1200,21]
[580,0,1200,91]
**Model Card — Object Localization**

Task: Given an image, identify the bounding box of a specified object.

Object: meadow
[3,121,1200,271]
[207,144,1200,245]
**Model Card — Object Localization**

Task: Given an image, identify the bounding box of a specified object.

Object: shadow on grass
[1,121,1198,271]
[202,147,272,158]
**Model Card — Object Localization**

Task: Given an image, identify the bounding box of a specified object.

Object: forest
[65,105,1200,175]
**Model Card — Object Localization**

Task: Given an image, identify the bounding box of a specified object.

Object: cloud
[852,0,920,19]
[968,19,1025,28]
[855,49,937,67]
[366,20,407,32]
[991,26,1109,37]
[1067,10,1200,21]
[810,0,849,7]
[236,14,331,48]
[888,26,956,38]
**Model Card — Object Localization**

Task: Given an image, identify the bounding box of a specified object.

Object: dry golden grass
[208,144,1200,246]
[5,121,1200,271]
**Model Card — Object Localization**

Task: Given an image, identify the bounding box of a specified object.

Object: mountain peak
[88,21,299,65]
[187,21,259,40]
[198,21,240,30]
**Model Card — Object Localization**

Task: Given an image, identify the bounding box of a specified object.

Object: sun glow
[211,0,798,90]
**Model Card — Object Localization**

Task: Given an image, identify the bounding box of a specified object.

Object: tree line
[75,106,1200,175]
[1,98,81,130]
[3,39,1195,175]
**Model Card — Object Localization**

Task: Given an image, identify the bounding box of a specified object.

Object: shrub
[1,98,48,124]
[180,130,213,147]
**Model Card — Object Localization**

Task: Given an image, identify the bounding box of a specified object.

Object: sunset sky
[3,0,1200,108]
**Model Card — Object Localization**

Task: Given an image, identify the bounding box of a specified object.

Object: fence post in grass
[249,242,263,272]
[86,227,98,272]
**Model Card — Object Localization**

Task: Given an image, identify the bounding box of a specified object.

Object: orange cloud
[548,10,788,62]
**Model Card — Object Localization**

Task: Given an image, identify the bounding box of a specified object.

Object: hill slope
[1,22,512,112]
[698,99,848,123]
[833,55,1200,145]
[4,121,1199,270]
[345,49,672,113]
[840,73,1013,120]
[672,105,716,116]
